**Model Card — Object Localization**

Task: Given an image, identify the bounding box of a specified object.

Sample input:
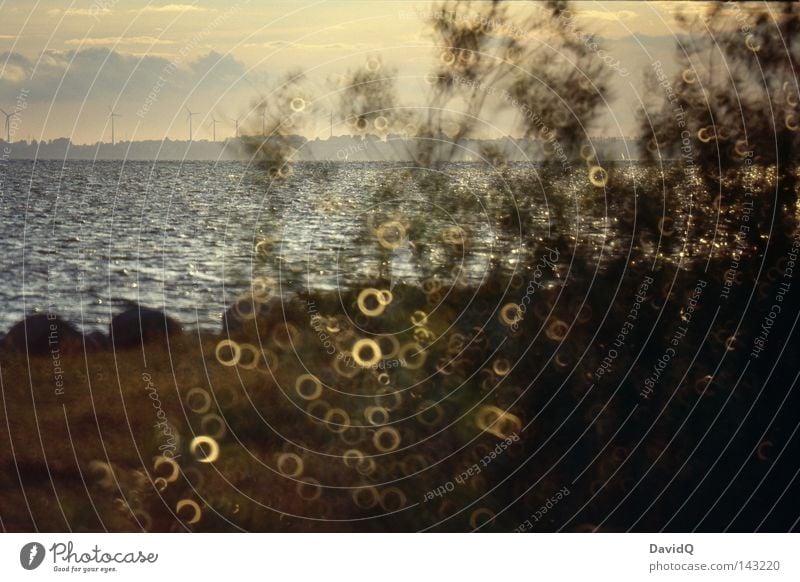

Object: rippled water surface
[0,160,623,333]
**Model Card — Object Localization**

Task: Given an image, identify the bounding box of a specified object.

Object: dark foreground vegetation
[1,0,799,531]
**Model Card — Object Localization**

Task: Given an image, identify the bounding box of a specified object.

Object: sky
[0,1,757,144]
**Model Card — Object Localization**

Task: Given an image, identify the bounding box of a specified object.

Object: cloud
[576,10,638,22]
[65,37,176,47]
[0,47,248,104]
[48,8,113,18]
[139,4,209,13]
[653,1,773,19]
[650,1,790,31]
[0,64,28,83]
[244,40,376,51]
[187,50,246,79]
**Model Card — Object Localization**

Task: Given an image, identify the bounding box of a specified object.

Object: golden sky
[0,1,762,143]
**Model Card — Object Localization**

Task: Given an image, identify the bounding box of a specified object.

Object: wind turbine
[231,116,240,139]
[186,107,199,141]
[108,107,121,146]
[0,108,11,144]
[211,115,219,142]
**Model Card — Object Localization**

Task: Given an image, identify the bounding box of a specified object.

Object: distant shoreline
[0,135,647,162]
